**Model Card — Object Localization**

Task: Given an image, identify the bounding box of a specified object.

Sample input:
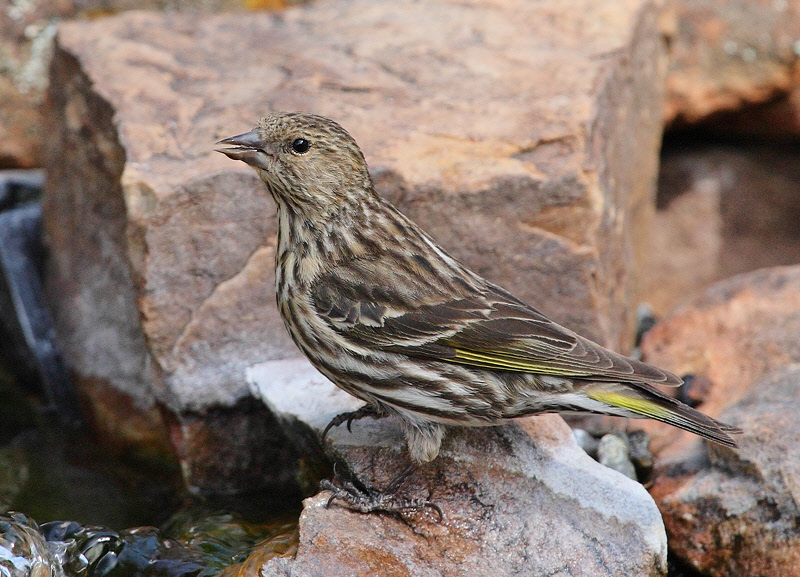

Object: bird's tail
[582,381,742,448]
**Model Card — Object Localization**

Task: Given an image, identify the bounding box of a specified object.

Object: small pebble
[597,431,637,480]
[628,430,653,469]
[572,428,599,458]
[678,374,712,408]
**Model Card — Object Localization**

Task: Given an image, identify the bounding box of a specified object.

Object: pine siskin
[216,113,738,501]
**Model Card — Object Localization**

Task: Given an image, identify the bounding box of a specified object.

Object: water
[0,171,301,575]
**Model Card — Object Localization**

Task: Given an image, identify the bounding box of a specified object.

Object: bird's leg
[321,404,386,441]
[320,463,443,520]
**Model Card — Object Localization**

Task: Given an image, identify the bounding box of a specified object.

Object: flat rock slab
[44,0,666,493]
[262,414,667,577]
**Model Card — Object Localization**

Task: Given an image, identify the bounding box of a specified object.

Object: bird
[216,112,739,512]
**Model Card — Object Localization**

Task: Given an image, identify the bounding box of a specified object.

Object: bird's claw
[320,478,443,521]
[321,404,386,441]
[320,463,443,521]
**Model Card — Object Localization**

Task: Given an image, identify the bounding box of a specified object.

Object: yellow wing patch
[585,390,672,420]
[451,348,594,377]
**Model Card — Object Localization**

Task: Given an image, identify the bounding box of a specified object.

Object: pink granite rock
[640,265,800,457]
[652,364,800,577]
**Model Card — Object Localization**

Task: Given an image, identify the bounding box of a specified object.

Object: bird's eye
[291,138,310,154]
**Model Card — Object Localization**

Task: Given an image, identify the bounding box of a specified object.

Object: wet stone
[0,169,79,426]
[161,509,298,576]
[0,512,65,577]
[1,508,298,577]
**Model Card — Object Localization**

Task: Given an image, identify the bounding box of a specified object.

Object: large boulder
[653,365,800,577]
[640,265,800,456]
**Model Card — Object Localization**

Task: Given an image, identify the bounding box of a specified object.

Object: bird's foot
[322,404,387,441]
[320,464,442,521]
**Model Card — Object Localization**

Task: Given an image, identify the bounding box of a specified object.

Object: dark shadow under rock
[645,142,800,315]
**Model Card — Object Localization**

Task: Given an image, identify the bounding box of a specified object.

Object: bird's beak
[215,129,271,169]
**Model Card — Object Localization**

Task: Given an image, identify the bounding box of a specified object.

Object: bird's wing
[311,264,681,386]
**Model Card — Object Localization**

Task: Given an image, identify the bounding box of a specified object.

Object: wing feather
[311,263,681,386]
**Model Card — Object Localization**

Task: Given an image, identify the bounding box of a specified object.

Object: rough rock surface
[651,364,800,577]
[664,0,800,126]
[0,0,288,168]
[0,0,57,167]
[240,359,669,575]
[637,266,800,576]
[44,0,667,494]
[258,413,667,577]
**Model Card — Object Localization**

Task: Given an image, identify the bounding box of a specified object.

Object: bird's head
[216,112,375,216]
